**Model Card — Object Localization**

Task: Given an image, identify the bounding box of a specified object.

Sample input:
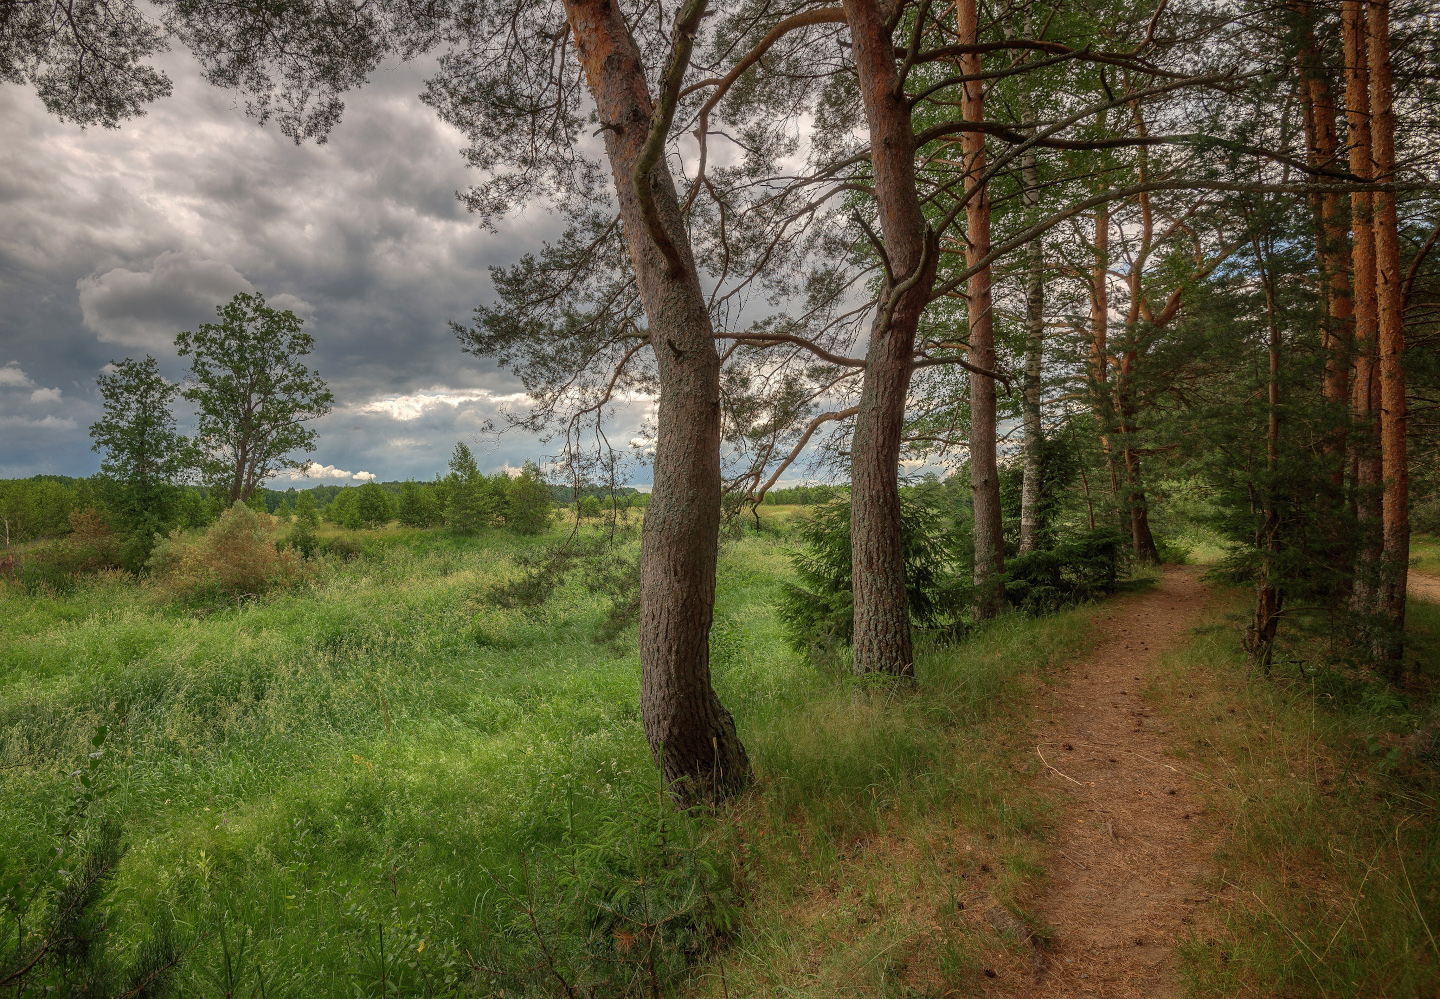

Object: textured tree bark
[565,0,749,800]
[1294,3,1354,432]
[1366,0,1408,665]
[958,0,1005,616]
[1116,349,1160,563]
[844,0,936,676]
[1245,236,1284,669]
[1018,134,1044,555]
[1342,0,1382,621]
[1088,200,1122,512]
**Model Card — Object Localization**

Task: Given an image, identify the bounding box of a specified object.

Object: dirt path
[1022,566,1216,998]
[1410,571,1440,603]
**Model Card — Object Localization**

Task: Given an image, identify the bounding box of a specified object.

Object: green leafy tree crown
[89,355,191,487]
[177,293,333,504]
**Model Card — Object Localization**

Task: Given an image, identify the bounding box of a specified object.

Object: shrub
[396,480,443,527]
[506,462,552,535]
[1003,527,1127,614]
[1412,496,1440,536]
[354,481,394,528]
[148,505,307,601]
[777,495,968,658]
[285,491,320,556]
[323,488,361,529]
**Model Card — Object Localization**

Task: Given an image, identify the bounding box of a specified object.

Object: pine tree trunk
[1246,237,1284,669]
[1018,135,1044,555]
[1294,4,1354,436]
[1089,200,1121,518]
[958,0,1005,617]
[844,0,937,676]
[1366,0,1409,667]
[1117,349,1159,563]
[1342,0,1383,623]
[566,0,748,801]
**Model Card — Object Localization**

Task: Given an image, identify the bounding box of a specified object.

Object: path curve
[1024,566,1216,998]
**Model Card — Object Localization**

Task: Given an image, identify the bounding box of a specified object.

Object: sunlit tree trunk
[566,0,749,800]
[1366,0,1409,666]
[959,0,1005,616]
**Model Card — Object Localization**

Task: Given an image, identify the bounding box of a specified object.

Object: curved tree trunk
[1366,0,1408,668]
[843,0,936,676]
[959,0,1005,617]
[566,0,748,801]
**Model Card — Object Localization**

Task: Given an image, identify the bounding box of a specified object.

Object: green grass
[0,518,1104,997]
[1151,589,1440,998]
[1413,533,1440,576]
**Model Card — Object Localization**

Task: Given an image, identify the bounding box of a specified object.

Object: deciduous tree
[177,292,333,505]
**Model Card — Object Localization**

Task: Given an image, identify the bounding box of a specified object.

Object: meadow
[5,508,1438,997]
[0,512,1098,997]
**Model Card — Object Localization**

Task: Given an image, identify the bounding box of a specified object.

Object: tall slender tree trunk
[1294,5,1354,431]
[1116,347,1160,562]
[1018,132,1044,555]
[566,0,748,800]
[844,0,937,676]
[959,0,1004,616]
[1088,200,1121,512]
[1366,0,1408,666]
[1342,0,1382,622]
[1118,110,1161,564]
[1246,232,1284,668]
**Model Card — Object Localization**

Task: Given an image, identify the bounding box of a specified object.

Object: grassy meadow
[0,510,1100,997]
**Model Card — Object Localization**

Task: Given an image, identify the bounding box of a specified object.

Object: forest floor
[1019,567,1217,998]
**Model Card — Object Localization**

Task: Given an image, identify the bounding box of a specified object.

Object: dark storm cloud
[0,46,599,482]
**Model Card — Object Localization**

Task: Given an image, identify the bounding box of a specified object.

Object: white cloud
[0,364,35,387]
[0,415,77,430]
[30,387,62,404]
[274,462,377,482]
[360,388,530,422]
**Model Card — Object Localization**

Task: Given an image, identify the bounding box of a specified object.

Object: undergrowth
[1153,587,1440,998]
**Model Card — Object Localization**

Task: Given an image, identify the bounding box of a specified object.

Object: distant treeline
[759,485,844,505]
[0,475,840,545]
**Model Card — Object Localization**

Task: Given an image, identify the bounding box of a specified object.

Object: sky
[0,46,660,486]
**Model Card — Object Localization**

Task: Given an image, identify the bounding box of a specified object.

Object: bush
[396,480,443,527]
[1413,496,1440,536]
[506,462,552,535]
[285,491,320,556]
[1004,527,1127,614]
[777,494,968,658]
[354,481,394,528]
[323,488,360,529]
[148,505,308,601]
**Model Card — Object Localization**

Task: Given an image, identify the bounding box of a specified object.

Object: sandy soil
[1410,571,1440,604]
[1018,567,1217,998]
